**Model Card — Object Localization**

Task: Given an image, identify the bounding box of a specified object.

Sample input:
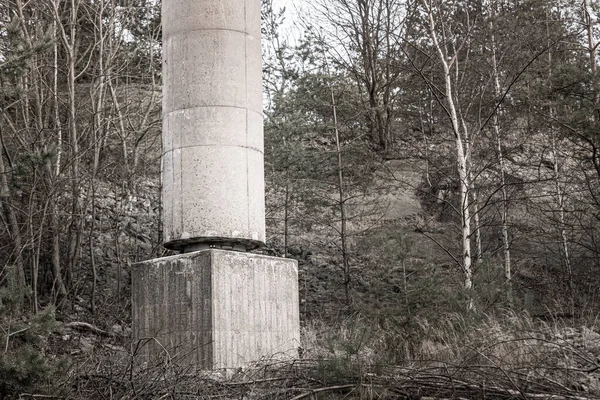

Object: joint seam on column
[164,28,259,41]
[170,149,175,244]
[178,144,183,235]
[163,105,263,119]
[162,145,264,157]
[245,0,251,239]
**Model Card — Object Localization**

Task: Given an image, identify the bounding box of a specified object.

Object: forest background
[0,0,599,398]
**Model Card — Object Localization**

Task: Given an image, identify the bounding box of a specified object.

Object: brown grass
[29,311,598,399]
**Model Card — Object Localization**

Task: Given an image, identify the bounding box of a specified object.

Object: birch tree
[417,0,474,302]
[489,10,512,304]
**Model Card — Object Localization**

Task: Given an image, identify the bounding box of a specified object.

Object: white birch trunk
[491,19,512,304]
[422,0,473,305]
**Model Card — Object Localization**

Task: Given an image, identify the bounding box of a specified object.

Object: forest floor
[32,310,600,399]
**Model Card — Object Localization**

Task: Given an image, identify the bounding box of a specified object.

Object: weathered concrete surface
[132,250,300,369]
[134,0,301,371]
[162,0,265,251]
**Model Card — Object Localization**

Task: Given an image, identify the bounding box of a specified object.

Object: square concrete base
[132,249,300,369]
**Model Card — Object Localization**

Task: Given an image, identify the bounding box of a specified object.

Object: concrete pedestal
[132,250,300,369]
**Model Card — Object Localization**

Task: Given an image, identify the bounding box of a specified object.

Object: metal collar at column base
[164,236,264,253]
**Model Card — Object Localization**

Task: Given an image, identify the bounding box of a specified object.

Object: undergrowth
[14,310,599,399]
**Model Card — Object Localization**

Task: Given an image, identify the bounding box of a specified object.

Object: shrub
[0,266,62,399]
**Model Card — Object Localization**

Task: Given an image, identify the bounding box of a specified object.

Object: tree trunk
[325,50,351,305]
[51,0,82,289]
[491,17,512,305]
[550,129,573,298]
[0,133,26,304]
[546,17,573,302]
[422,0,473,308]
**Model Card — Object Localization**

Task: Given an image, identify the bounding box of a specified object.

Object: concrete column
[162,0,265,251]
[132,0,300,371]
